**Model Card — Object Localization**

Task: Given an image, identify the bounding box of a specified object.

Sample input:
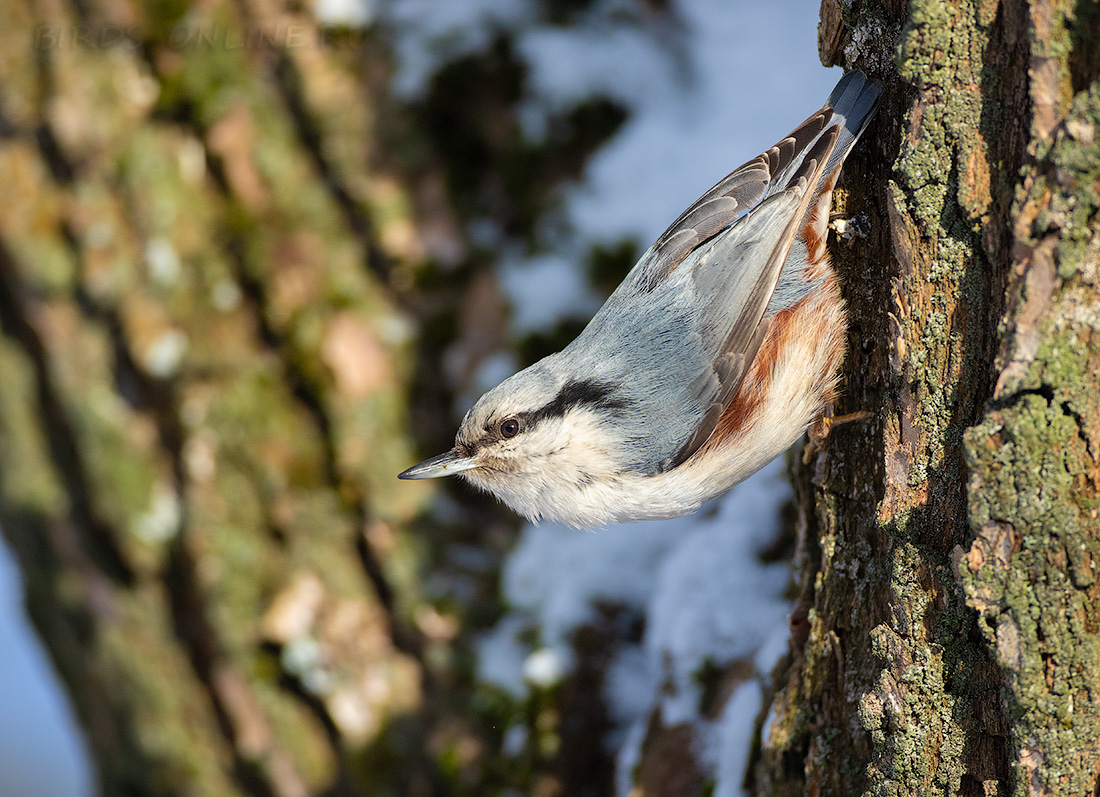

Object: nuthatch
[400,71,883,528]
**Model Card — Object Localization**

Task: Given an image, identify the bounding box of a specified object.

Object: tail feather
[767,71,882,314]
[765,71,881,201]
[806,70,882,240]
[822,70,883,178]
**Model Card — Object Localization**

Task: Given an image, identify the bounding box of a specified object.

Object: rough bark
[0,0,628,793]
[756,0,1100,795]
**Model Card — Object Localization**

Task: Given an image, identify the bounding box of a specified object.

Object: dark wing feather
[660,127,840,470]
[638,107,833,288]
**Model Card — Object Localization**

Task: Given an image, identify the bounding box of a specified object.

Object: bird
[399,71,883,529]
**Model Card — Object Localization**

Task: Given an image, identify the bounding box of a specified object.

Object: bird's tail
[798,71,881,267]
[821,70,883,179]
[766,71,882,313]
[764,71,881,201]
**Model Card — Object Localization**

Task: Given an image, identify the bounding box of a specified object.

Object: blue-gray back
[555,71,883,475]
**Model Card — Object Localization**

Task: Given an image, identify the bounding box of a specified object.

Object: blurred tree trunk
[756,0,1100,794]
[0,1,453,795]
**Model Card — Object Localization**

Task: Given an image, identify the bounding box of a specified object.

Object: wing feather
[633,107,833,287]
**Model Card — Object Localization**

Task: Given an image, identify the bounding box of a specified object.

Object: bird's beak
[398,449,479,480]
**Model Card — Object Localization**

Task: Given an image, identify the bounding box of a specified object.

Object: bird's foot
[802,409,873,464]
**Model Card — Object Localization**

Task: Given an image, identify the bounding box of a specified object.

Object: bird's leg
[802,405,873,464]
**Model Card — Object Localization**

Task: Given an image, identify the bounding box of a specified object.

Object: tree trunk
[756,0,1100,794]
[0,2,443,795]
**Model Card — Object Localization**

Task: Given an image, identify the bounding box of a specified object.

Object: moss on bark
[756,0,1099,794]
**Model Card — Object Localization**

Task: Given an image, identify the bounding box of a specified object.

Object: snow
[313,0,375,28]
[645,469,791,717]
[477,461,795,794]
[501,516,685,650]
[523,647,568,687]
[476,616,532,697]
[713,680,765,797]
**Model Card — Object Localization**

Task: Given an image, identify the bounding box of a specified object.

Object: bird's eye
[499,418,521,438]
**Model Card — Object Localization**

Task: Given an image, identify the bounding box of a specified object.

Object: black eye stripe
[472,379,630,448]
[523,378,630,425]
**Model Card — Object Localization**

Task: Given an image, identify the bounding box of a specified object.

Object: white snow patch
[647,464,791,726]
[313,0,374,28]
[501,515,686,653]
[131,482,182,543]
[603,644,656,734]
[476,615,531,697]
[485,458,796,791]
[143,329,188,377]
[614,719,649,797]
[755,620,794,676]
[524,647,567,686]
[713,680,765,797]
[145,237,181,286]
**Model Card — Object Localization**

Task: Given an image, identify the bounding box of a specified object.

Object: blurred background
[0,0,837,794]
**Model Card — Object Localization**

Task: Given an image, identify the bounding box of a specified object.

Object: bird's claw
[802,409,873,463]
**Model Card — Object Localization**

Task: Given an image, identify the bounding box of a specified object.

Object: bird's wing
[661,72,883,469]
[629,105,833,292]
[566,127,839,475]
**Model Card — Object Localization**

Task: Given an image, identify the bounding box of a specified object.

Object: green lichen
[252,677,336,789]
[891,0,997,506]
[1049,86,1100,272]
[960,36,1100,797]
[860,547,969,796]
[99,582,243,796]
[964,394,1099,796]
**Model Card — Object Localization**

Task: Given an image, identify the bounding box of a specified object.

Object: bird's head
[399,360,631,524]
